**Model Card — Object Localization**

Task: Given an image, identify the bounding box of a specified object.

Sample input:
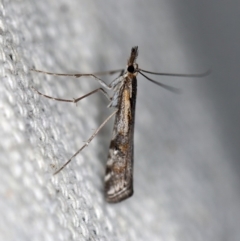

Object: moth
[32,46,210,203]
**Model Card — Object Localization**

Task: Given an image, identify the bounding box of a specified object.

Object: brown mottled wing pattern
[105,76,137,203]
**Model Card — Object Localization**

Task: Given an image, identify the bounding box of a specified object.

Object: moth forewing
[105,47,138,203]
[105,76,137,203]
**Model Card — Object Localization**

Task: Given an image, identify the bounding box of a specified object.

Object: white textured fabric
[1,0,240,241]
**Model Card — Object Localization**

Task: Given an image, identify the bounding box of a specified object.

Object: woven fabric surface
[1,1,240,241]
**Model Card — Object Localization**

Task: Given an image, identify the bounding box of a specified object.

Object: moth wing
[105,77,137,203]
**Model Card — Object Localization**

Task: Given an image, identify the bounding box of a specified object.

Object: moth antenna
[138,71,180,93]
[137,68,211,78]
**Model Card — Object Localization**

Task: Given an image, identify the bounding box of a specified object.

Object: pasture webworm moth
[32,46,210,203]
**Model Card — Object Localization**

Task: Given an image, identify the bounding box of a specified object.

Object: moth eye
[127,65,135,73]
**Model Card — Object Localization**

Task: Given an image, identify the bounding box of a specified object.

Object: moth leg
[53,109,118,174]
[74,88,111,103]
[32,86,111,103]
[31,68,124,90]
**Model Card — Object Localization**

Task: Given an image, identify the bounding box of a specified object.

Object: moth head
[127,63,138,76]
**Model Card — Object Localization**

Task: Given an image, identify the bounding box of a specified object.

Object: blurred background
[1,0,240,240]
